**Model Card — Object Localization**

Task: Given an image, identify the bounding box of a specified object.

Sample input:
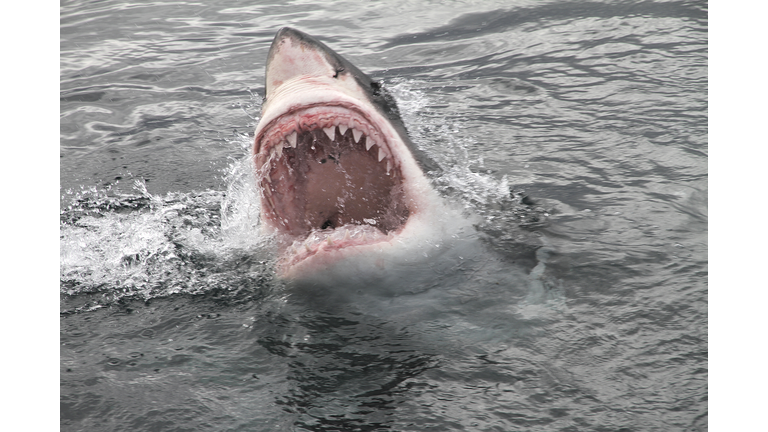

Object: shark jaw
[253,28,435,278]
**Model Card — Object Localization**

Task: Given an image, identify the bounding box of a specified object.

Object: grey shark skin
[253,27,442,278]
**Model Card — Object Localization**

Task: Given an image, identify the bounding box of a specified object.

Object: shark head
[253,27,438,278]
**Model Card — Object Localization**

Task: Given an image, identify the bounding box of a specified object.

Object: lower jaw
[275,224,401,278]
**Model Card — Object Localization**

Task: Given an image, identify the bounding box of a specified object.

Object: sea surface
[60,1,708,431]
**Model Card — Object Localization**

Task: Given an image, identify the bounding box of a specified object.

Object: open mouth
[254,103,411,264]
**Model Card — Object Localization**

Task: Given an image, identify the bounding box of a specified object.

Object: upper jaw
[255,75,389,150]
[254,103,396,172]
[253,75,413,192]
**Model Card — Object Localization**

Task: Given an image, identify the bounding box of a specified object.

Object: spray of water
[59,135,278,307]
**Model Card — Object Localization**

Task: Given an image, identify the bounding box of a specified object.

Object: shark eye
[370,81,381,96]
[332,68,344,78]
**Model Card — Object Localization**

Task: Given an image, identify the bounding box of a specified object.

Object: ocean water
[60,1,707,431]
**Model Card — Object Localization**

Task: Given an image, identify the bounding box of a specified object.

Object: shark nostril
[321,219,334,229]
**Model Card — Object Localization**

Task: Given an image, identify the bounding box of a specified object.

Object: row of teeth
[287,226,393,255]
[266,123,395,174]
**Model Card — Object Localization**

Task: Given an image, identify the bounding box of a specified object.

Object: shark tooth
[366,139,374,151]
[323,126,335,140]
[386,160,391,174]
[352,128,363,143]
[378,147,385,162]
[286,131,297,147]
[338,124,348,135]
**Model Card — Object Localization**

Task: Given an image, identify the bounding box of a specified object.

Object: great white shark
[253,28,444,278]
